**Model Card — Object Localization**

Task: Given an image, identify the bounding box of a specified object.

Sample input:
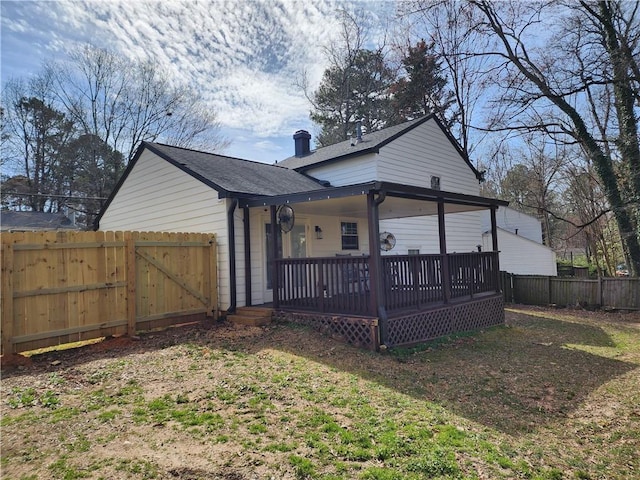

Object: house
[1,211,80,232]
[95,115,508,350]
[480,207,557,276]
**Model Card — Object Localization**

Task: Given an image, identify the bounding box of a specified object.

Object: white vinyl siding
[305,153,378,187]
[482,207,543,244]
[377,119,479,196]
[98,150,233,309]
[484,229,557,275]
[380,211,482,255]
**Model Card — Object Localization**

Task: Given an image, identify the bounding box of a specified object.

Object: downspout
[227,198,239,314]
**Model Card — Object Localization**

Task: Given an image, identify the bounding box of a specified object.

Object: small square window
[341,222,359,250]
[431,176,441,190]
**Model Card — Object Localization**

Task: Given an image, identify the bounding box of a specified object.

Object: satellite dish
[277,205,295,233]
[379,231,396,251]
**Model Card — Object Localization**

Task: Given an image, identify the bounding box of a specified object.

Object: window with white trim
[341,222,359,250]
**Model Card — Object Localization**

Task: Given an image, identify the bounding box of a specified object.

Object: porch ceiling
[282,195,486,220]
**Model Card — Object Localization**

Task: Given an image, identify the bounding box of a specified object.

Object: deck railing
[275,255,372,315]
[381,254,443,311]
[274,251,499,316]
[448,251,500,298]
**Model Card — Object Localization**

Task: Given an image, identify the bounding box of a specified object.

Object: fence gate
[1,231,218,355]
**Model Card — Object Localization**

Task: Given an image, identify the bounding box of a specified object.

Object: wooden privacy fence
[1,231,218,354]
[501,272,640,310]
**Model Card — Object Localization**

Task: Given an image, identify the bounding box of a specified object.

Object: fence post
[547,276,552,305]
[597,275,603,307]
[1,243,15,355]
[125,233,137,337]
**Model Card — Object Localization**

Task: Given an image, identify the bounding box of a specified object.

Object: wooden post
[243,206,252,307]
[270,205,279,309]
[597,275,603,307]
[1,243,15,355]
[125,233,137,337]
[367,190,388,348]
[318,264,325,313]
[490,206,499,252]
[367,192,381,318]
[490,207,501,291]
[438,201,450,304]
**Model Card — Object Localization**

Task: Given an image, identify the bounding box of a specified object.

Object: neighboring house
[480,207,557,276]
[95,115,508,350]
[1,211,80,232]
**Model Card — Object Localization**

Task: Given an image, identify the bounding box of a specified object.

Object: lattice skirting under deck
[384,294,505,348]
[274,311,379,351]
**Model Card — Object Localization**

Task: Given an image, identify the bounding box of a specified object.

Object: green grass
[2,307,639,479]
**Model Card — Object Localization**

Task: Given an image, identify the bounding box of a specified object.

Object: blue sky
[1,0,395,163]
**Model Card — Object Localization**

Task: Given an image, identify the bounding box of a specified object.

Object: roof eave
[239,180,508,210]
[294,146,381,172]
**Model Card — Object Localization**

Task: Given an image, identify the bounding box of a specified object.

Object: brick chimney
[293,130,311,157]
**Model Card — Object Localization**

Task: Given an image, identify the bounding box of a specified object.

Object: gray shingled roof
[146,143,326,196]
[1,211,79,231]
[279,116,430,170]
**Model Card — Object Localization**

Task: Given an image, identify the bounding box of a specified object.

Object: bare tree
[410,0,640,275]
[492,135,570,248]
[49,45,228,163]
[400,0,494,158]
[1,75,76,212]
[564,161,622,275]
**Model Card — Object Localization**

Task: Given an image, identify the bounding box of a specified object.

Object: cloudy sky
[1,0,397,163]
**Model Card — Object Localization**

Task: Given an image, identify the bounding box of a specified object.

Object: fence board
[1,243,14,354]
[1,230,217,354]
[503,272,639,309]
[602,278,640,309]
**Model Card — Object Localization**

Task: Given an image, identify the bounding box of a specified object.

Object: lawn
[1,305,639,479]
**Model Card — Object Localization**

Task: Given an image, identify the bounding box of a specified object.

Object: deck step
[227,307,273,326]
[236,306,273,317]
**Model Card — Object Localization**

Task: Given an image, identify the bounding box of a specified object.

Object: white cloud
[1,0,396,160]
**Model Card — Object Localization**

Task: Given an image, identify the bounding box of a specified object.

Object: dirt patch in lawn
[2,305,639,479]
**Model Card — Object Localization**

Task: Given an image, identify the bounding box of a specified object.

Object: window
[341,222,359,250]
[408,249,420,255]
[430,175,441,190]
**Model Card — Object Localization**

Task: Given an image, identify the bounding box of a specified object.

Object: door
[263,221,308,303]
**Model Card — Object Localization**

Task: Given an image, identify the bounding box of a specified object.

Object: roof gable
[278,115,482,180]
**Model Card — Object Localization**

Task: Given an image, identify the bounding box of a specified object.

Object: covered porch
[237,181,508,350]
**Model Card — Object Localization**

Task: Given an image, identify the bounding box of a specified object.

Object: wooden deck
[272,252,503,350]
